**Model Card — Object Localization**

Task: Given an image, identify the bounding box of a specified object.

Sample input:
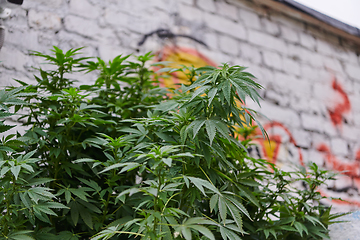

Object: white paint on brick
[248,30,287,54]
[261,19,280,36]
[219,35,238,55]
[22,0,63,9]
[69,0,100,19]
[204,12,247,40]
[203,31,218,50]
[197,0,216,13]
[264,90,289,107]
[331,138,349,156]
[301,113,325,132]
[283,57,300,77]
[343,125,360,142]
[292,128,311,148]
[259,101,301,127]
[306,149,324,166]
[0,47,30,72]
[280,25,299,43]
[263,51,283,70]
[238,43,262,64]
[317,38,336,57]
[239,9,261,30]
[28,10,61,31]
[179,3,204,22]
[345,64,360,82]
[179,0,193,5]
[329,211,360,240]
[299,32,316,50]
[216,1,238,21]
[64,15,102,39]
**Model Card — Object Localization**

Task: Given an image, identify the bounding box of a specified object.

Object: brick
[263,51,282,70]
[225,0,255,12]
[219,35,238,55]
[299,32,316,50]
[239,9,261,30]
[245,65,274,88]
[301,49,324,68]
[261,19,280,36]
[292,128,311,148]
[323,57,344,74]
[259,101,301,127]
[69,0,99,19]
[283,57,301,77]
[22,0,63,9]
[345,64,360,82]
[280,25,299,43]
[343,125,360,142]
[272,14,305,31]
[286,43,303,61]
[64,15,102,39]
[203,31,218,50]
[248,30,287,54]
[28,10,61,31]
[216,1,238,21]
[264,89,289,107]
[317,39,335,56]
[203,12,247,40]
[197,0,216,12]
[333,175,353,191]
[0,46,29,72]
[103,9,131,28]
[98,45,131,62]
[306,149,324,166]
[238,43,262,64]
[179,0,194,5]
[322,120,338,137]
[179,3,204,22]
[313,82,333,102]
[6,29,40,51]
[301,113,326,132]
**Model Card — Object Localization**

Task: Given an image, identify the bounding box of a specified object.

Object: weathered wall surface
[1,0,360,216]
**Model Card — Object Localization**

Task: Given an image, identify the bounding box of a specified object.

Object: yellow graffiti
[156,46,216,89]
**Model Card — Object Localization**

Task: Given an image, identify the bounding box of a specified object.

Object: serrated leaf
[205,120,216,145]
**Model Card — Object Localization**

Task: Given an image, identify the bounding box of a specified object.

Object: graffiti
[150,43,359,210]
[154,46,216,89]
[317,144,360,178]
[262,122,304,166]
[253,77,359,210]
[327,78,351,127]
[138,29,208,47]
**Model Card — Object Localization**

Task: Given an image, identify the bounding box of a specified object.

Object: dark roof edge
[274,0,360,38]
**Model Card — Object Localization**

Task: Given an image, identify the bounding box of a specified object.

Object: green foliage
[0,46,343,240]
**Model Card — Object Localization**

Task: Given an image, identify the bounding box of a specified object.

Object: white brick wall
[1,0,360,220]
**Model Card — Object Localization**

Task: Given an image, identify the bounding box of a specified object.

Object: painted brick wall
[1,0,360,218]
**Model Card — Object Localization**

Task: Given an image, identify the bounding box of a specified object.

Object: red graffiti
[317,189,360,208]
[317,143,360,207]
[317,144,360,178]
[256,121,304,166]
[327,79,351,127]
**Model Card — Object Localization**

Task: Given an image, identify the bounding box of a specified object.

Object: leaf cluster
[0,47,344,240]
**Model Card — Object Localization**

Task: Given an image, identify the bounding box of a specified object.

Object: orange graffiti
[327,78,351,127]
[155,46,216,89]
[259,121,304,166]
[317,144,360,178]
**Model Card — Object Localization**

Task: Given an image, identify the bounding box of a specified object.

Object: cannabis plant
[0,47,343,240]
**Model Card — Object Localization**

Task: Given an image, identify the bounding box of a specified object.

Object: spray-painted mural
[146,33,360,210]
